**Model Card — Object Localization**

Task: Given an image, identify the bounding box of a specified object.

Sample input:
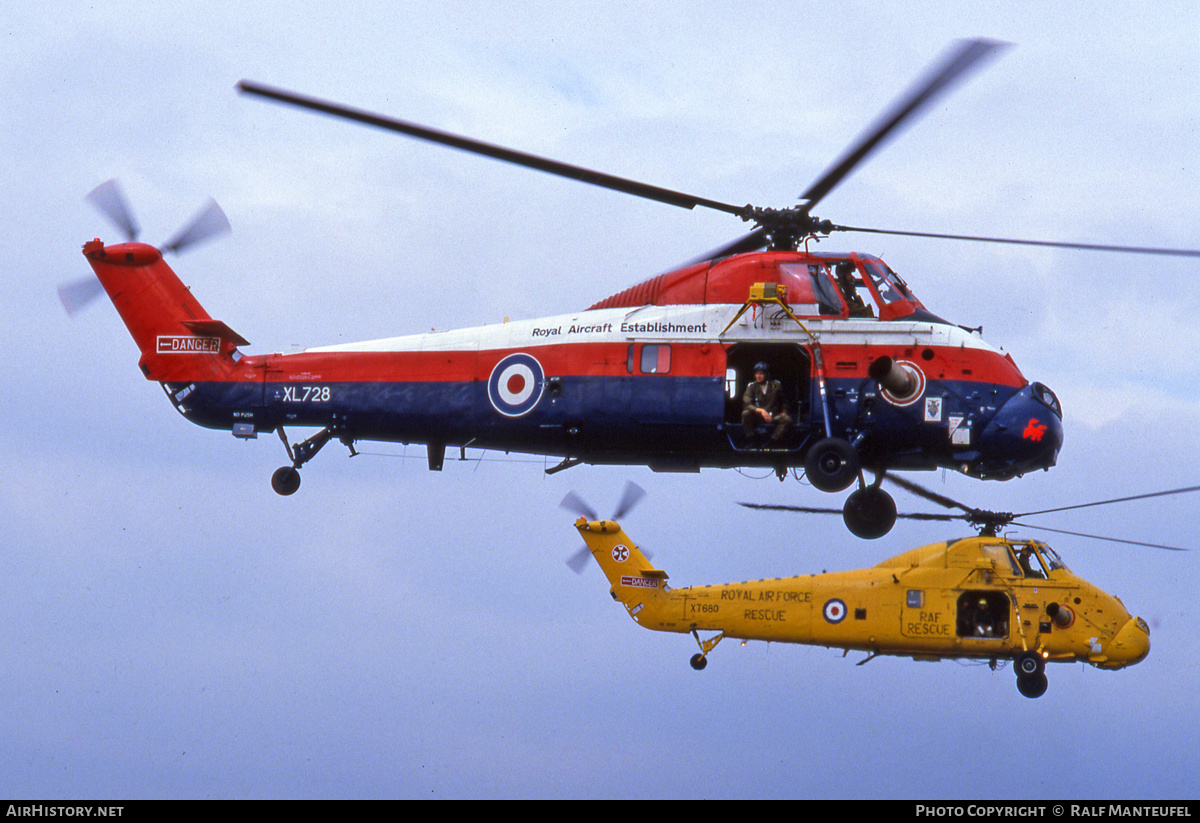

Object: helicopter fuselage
[575,518,1150,696]
[84,241,1062,494]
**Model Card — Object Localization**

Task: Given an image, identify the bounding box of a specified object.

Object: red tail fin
[82,239,249,382]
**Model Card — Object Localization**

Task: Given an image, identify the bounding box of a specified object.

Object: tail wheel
[804,437,859,492]
[689,653,708,671]
[271,466,301,496]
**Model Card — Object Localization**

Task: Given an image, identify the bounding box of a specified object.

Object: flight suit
[741,379,791,442]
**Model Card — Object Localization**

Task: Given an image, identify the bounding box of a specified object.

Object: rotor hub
[739,206,835,250]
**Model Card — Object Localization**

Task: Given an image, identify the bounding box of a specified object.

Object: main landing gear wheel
[842,486,897,539]
[271,466,301,496]
[804,437,859,492]
[690,653,708,671]
[1013,652,1048,698]
[1013,652,1045,677]
[1017,671,1048,698]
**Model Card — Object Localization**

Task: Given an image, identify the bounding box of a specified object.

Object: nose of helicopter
[1101,616,1151,669]
[971,382,1063,479]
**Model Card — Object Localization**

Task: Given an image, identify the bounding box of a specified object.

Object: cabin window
[906,590,924,608]
[725,367,739,399]
[640,344,671,374]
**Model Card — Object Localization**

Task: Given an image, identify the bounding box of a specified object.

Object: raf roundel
[487,353,546,417]
[823,598,847,624]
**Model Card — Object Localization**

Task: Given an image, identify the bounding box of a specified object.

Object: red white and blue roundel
[823,598,847,624]
[488,353,546,417]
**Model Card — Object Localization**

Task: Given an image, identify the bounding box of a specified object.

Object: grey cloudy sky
[1,0,1198,799]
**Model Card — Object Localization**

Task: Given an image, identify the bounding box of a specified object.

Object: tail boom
[82,239,249,383]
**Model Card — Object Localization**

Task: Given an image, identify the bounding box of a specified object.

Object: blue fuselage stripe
[164,373,1059,476]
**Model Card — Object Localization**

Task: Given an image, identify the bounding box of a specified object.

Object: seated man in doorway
[741,362,791,446]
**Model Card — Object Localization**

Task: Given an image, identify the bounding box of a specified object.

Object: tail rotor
[62,179,231,316]
[561,481,646,573]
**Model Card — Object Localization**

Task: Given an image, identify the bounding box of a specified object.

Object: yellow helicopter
[570,480,1192,697]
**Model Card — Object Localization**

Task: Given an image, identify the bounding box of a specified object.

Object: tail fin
[82,239,249,382]
[574,517,669,605]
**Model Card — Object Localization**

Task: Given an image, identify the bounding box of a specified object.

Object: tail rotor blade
[86,179,139,241]
[162,198,231,254]
[57,276,106,317]
[566,546,592,574]
[612,481,646,520]
[559,491,598,521]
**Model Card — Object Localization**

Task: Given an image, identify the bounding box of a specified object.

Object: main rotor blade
[162,198,231,254]
[739,501,958,522]
[834,224,1200,259]
[86,179,140,241]
[681,227,769,267]
[885,474,974,514]
[887,477,1200,548]
[1015,484,1200,519]
[1009,521,1191,552]
[739,502,845,516]
[238,80,747,217]
[799,38,1010,210]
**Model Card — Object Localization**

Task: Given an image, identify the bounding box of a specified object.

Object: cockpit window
[778,263,844,315]
[808,264,845,315]
[1015,546,1044,578]
[1035,542,1066,572]
[863,259,914,305]
[1013,542,1063,577]
[1032,382,1062,418]
[830,261,874,317]
[981,543,1023,576]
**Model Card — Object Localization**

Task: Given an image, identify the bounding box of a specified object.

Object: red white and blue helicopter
[64,40,1199,538]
